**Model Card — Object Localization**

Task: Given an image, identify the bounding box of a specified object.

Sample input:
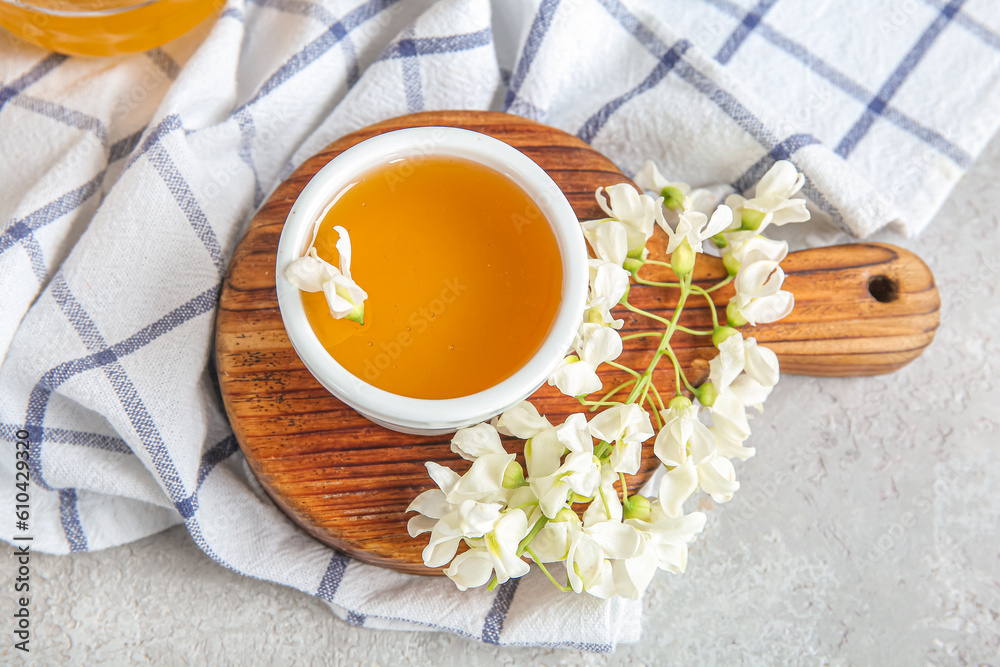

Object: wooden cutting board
[215,111,940,575]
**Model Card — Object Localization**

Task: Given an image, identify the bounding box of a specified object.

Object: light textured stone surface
[4,134,1000,666]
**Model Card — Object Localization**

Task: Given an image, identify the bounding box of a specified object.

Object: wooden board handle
[694,242,941,377]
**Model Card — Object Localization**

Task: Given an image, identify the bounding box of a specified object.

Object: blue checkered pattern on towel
[1,0,998,651]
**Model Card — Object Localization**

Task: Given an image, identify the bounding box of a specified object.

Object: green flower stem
[598,484,612,517]
[701,275,734,293]
[516,516,549,557]
[619,472,629,503]
[640,259,678,272]
[594,440,610,459]
[605,360,641,377]
[664,347,697,394]
[620,332,662,341]
[634,276,683,288]
[525,548,572,591]
[649,379,667,412]
[588,377,638,413]
[674,325,714,336]
[623,301,672,326]
[689,285,721,328]
[648,396,664,428]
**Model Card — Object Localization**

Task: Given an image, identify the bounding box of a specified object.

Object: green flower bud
[711,233,728,249]
[740,207,766,231]
[502,460,527,489]
[722,251,741,277]
[586,306,606,324]
[661,186,685,211]
[668,395,692,411]
[712,325,741,347]
[726,300,748,327]
[345,303,365,325]
[697,381,718,407]
[670,238,695,277]
[623,495,652,522]
[623,257,644,276]
[553,507,580,523]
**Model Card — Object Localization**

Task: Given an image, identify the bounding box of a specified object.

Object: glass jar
[0,0,223,57]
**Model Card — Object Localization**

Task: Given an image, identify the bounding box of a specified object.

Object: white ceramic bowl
[275,126,587,435]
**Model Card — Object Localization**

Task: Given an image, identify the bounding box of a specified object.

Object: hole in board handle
[868,275,899,303]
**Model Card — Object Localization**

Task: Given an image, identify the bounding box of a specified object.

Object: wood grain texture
[215,111,940,575]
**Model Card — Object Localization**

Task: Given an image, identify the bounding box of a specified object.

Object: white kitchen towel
[1,0,999,651]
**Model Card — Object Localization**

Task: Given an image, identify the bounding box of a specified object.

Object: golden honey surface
[302,155,564,400]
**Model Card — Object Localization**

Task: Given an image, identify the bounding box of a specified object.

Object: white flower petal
[755,160,804,199]
[741,290,794,325]
[425,462,461,497]
[698,457,740,503]
[556,413,593,454]
[406,488,451,519]
[332,225,354,279]
[703,204,734,240]
[633,160,674,194]
[591,261,630,307]
[448,453,514,504]
[658,459,698,517]
[709,333,746,393]
[743,338,780,388]
[451,423,505,461]
[494,401,552,439]
[610,438,642,475]
[524,427,566,479]
[444,548,495,591]
[580,325,623,366]
[284,249,334,292]
[456,499,504,537]
[529,520,572,563]
[406,514,437,538]
[548,358,602,398]
[586,520,641,559]
[612,543,658,599]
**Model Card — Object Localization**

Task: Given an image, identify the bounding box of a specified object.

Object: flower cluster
[409,160,811,598]
[407,402,705,597]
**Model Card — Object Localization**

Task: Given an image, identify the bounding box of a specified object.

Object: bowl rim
[275,126,588,433]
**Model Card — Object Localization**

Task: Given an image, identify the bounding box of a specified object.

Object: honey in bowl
[301,155,564,400]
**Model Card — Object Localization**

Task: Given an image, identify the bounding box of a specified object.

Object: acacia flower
[653,397,716,468]
[588,403,655,475]
[659,453,741,509]
[548,324,623,398]
[725,160,810,239]
[443,508,531,589]
[730,255,794,325]
[585,260,629,329]
[633,160,717,214]
[615,506,708,597]
[285,225,368,324]
[581,218,629,267]
[662,205,734,255]
[595,183,664,252]
[530,450,602,519]
[725,235,789,267]
[565,515,641,596]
